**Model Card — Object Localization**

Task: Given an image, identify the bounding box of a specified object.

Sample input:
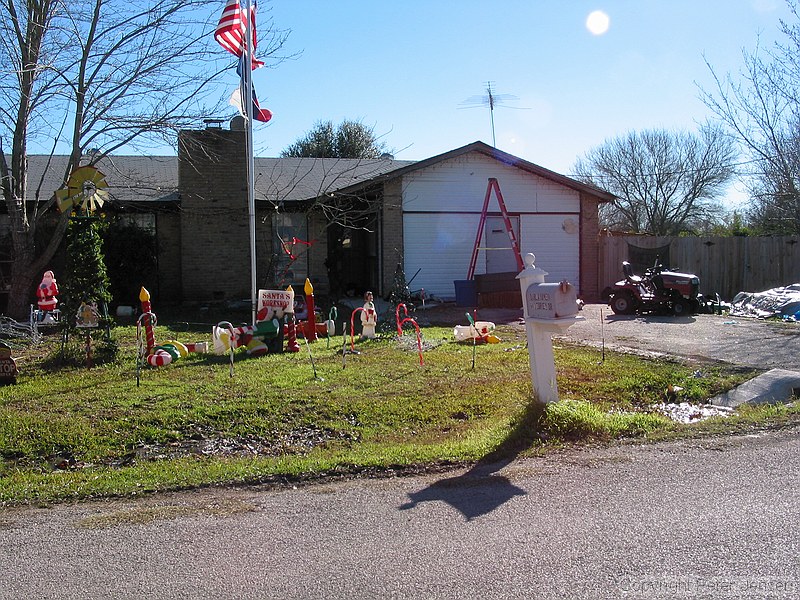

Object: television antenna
[459,82,528,147]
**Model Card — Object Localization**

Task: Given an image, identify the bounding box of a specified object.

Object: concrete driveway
[559,304,800,371]
[422,302,800,370]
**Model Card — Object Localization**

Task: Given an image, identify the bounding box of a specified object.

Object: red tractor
[601,261,702,316]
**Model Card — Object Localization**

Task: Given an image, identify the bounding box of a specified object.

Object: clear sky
[232,0,792,205]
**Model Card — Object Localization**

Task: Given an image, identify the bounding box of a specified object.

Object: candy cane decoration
[326,306,337,349]
[350,307,366,351]
[395,303,409,336]
[399,316,424,366]
[147,348,173,367]
[136,311,156,385]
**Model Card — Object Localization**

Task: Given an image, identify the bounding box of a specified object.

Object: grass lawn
[1,312,796,506]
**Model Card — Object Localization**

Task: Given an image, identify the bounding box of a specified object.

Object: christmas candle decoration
[304,278,318,342]
[139,287,156,353]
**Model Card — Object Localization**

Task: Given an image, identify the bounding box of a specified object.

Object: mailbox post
[516,253,583,403]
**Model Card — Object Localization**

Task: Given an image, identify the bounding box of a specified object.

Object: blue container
[454,280,478,307]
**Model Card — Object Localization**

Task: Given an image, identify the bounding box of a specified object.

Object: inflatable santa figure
[36,271,59,313]
[360,291,378,339]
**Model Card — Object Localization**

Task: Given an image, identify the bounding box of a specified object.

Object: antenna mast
[459,82,527,148]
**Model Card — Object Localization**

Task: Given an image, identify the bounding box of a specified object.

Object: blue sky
[233,0,792,205]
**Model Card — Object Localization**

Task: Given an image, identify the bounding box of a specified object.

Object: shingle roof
[17,154,415,206]
[18,154,179,205]
[252,157,414,204]
[16,141,613,207]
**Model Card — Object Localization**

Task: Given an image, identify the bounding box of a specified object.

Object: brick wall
[255,206,274,293]
[178,128,249,302]
[307,210,329,295]
[155,212,182,301]
[380,177,404,295]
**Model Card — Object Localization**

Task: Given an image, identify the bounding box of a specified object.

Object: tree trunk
[5,212,69,321]
[6,244,38,321]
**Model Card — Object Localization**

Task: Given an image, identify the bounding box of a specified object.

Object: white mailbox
[525,281,579,319]
[516,253,583,404]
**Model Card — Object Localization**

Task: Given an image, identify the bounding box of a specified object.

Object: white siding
[404,213,580,299]
[403,213,484,299]
[520,215,580,292]
[402,152,579,214]
[400,150,582,299]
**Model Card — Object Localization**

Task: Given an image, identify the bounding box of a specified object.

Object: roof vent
[230,115,246,131]
[204,118,225,129]
[380,152,394,160]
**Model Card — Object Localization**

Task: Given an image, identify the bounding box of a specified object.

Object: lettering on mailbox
[526,282,579,319]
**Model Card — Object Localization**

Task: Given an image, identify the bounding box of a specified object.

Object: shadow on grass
[399,399,546,521]
[37,334,119,372]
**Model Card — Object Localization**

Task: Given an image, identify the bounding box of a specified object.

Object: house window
[118,213,156,233]
[273,212,309,286]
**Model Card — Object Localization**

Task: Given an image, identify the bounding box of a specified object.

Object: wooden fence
[599,234,800,301]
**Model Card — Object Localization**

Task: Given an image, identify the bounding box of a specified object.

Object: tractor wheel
[610,293,637,315]
[672,299,691,316]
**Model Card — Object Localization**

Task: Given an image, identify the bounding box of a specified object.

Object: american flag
[214,0,264,69]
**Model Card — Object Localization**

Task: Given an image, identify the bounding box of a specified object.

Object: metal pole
[244,0,257,327]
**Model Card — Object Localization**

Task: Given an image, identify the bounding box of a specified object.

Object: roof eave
[325,141,616,202]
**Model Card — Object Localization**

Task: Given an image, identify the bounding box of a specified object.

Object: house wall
[178,128,274,303]
[380,178,404,295]
[179,128,248,301]
[155,212,182,301]
[307,210,329,294]
[400,151,583,299]
[256,206,275,291]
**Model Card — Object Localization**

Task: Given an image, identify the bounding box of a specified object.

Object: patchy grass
[0,320,790,506]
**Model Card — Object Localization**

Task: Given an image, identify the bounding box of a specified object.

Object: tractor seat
[622,261,642,283]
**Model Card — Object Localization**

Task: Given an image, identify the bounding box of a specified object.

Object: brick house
[176,124,613,305]
[11,123,613,308]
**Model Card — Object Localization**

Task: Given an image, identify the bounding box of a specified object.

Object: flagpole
[243,0,257,327]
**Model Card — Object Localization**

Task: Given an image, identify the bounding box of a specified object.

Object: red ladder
[466,178,524,280]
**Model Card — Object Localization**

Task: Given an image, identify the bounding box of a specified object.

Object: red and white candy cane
[349,307,366,351]
[395,303,409,336]
[399,317,424,366]
[147,348,173,367]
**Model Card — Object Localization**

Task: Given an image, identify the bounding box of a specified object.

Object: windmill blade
[55,188,75,214]
[57,165,110,215]
[81,189,108,212]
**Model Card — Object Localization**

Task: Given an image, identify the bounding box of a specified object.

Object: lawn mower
[601,260,702,316]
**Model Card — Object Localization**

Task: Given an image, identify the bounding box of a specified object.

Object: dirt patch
[414,303,523,327]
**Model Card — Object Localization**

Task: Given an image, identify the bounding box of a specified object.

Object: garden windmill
[55,165,109,215]
[459,82,528,147]
[54,164,113,349]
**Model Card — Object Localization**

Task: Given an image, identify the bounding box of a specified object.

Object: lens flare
[586,10,610,35]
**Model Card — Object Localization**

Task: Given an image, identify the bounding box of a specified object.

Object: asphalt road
[1,430,798,599]
[2,304,799,599]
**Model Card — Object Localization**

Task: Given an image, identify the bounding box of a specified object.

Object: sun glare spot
[586,10,610,36]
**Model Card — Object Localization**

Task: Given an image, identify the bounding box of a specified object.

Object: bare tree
[573,125,737,235]
[699,1,800,234]
[0,0,288,318]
